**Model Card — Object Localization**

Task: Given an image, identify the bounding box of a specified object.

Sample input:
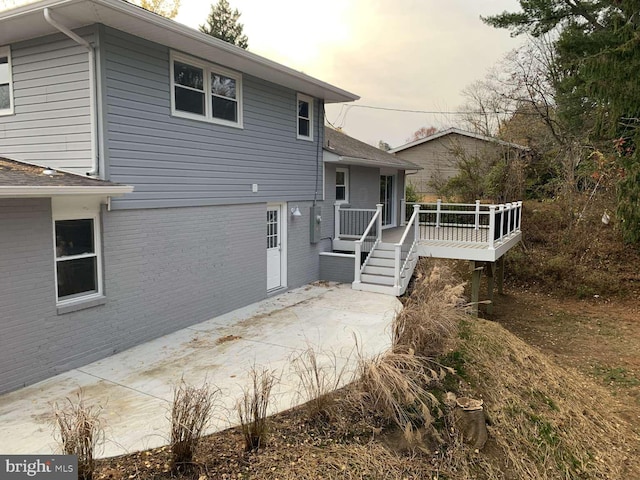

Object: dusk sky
[176,0,524,148]
[2,0,526,147]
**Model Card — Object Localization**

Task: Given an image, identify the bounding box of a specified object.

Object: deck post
[517,201,523,231]
[486,261,496,314]
[376,203,383,240]
[436,199,442,228]
[474,200,480,230]
[497,256,505,294]
[471,261,482,317]
[498,204,505,243]
[400,197,406,226]
[506,203,512,236]
[354,240,362,283]
[334,202,341,240]
[413,204,420,242]
[488,206,496,250]
[394,244,402,289]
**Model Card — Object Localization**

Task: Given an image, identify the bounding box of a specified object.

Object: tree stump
[453,396,487,449]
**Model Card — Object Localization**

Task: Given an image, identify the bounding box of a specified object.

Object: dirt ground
[489,286,640,430]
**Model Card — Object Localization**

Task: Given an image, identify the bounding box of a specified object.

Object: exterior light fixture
[291,206,302,217]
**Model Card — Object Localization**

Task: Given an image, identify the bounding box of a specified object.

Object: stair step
[360,274,395,286]
[376,242,396,251]
[362,265,395,276]
[368,257,395,267]
[371,249,395,259]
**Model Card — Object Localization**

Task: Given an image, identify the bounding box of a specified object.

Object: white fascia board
[0,0,359,104]
[0,185,134,198]
[324,154,422,171]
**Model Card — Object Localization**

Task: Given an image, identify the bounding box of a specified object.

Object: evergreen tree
[199,0,248,49]
[484,0,640,243]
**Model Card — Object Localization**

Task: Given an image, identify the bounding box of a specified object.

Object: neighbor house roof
[0,0,359,104]
[389,127,530,153]
[0,157,133,197]
[324,128,422,170]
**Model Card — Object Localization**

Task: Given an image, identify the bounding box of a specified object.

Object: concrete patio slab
[0,282,400,458]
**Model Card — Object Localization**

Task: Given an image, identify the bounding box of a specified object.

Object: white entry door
[267,205,282,291]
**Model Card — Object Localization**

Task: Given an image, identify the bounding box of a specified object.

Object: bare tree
[406,126,437,143]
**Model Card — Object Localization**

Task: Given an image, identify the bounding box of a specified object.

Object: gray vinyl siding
[0,29,93,174]
[396,134,507,196]
[349,165,380,209]
[0,200,266,394]
[102,27,324,210]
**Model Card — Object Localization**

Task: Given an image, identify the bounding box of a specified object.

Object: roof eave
[325,155,423,171]
[0,185,134,198]
[0,0,359,104]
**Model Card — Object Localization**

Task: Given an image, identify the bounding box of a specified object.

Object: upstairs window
[297,94,313,140]
[171,52,242,127]
[0,45,13,115]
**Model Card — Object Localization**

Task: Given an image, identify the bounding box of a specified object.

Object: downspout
[44,8,99,177]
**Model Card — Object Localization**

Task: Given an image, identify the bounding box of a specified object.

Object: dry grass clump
[290,346,352,420]
[53,392,105,480]
[238,367,278,451]
[455,318,640,479]
[355,350,451,446]
[170,380,218,472]
[247,442,434,480]
[393,261,465,355]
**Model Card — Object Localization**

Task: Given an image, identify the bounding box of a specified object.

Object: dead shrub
[237,367,278,451]
[394,261,465,356]
[170,380,218,472]
[290,346,352,420]
[52,392,105,480]
[355,350,452,446]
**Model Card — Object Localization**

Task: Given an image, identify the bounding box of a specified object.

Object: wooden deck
[354,224,521,263]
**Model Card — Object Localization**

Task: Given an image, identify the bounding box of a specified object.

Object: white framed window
[0,45,14,116]
[170,51,243,128]
[53,202,103,306]
[297,93,313,140]
[336,167,349,203]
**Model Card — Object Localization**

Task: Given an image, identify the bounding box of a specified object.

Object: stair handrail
[394,204,421,289]
[354,204,383,283]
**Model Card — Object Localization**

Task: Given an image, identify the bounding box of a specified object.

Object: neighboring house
[390,127,529,197]
[0,0,360,394]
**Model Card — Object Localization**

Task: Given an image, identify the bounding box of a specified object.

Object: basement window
[54,216,102,305]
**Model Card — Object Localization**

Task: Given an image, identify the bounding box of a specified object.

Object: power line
[339,104,522,115]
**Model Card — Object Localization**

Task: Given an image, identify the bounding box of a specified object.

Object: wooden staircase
[353,242,418,296]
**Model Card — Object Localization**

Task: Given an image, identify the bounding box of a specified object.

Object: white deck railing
[394,204,420,290]
[354,204,382,283]
[335,202,377,239]
[413,200,523,249]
